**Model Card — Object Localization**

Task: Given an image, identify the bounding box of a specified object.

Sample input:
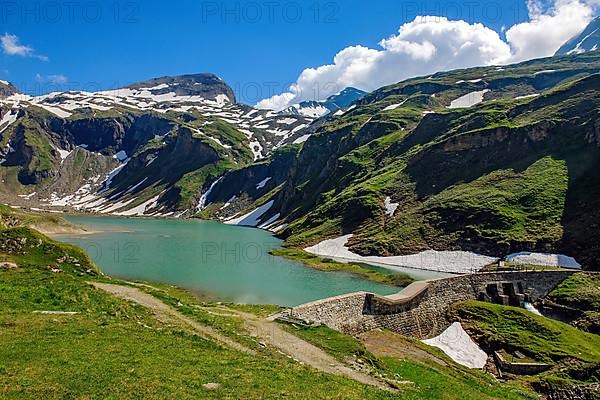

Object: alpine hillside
[200,51,600,270]
[0,74,316,215]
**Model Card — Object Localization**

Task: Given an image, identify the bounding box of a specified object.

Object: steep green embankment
[450,301,600,394]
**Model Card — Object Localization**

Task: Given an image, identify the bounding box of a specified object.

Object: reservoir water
[58,216,438,307]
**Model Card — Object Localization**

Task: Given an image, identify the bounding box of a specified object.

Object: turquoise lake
[58,216,438,307]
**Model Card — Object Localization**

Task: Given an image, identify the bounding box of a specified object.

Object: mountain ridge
[555,16,600,55]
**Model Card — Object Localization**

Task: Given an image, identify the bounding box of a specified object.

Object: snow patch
[256,177,272,190]
[113,150,128,161]
[197,177,223,210]
[505,252,581,269]
[115,195,161,216]
[515,94,539,100]
[422,323,488,369]
[384,197,399,217]
[448,89,490,109]
[292,134,311,144]
[224,200,274,227]
[304,235,498,274]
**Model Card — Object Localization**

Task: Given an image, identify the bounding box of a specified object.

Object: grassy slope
[0,207,536,399]
[450,301,600,389]
[271,248,415,287]
[0,226,390,399]
[276,56,600,266]
[546,272,600,333]
[279,324,534,400]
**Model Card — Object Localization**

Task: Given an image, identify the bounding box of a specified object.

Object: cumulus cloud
[1,33,48,61]
[257,0,595,110]
[506,0,594,61]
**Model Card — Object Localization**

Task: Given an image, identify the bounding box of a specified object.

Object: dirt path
[209,306,393,391]
[92,282,392,391]
[90,282,256,355]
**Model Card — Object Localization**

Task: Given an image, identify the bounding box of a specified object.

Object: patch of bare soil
[359,330,448,367]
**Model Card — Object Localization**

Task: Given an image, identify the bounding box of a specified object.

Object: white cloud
[257,0,595,110]
[48,74,68,84]
[35,73,68,84]
[505,0,594,61]
[1,33,48,61]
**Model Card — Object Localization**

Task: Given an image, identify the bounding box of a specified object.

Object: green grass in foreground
[279,323,533,400]
[0,227,389,399]
[271,248,415,287]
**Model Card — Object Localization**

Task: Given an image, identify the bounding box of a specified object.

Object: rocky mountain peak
[0,80,20,99]
[125,73,236,103]
[280,86,366,118]
[556,16,600,55]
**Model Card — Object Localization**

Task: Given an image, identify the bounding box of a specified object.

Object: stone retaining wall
[291,271,574,338]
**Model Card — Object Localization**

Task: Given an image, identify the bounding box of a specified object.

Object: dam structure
[289,271,575,339]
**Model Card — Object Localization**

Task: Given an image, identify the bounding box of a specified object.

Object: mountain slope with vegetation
[203,51,600,270]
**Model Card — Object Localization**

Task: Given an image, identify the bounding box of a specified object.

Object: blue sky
[0,0,592,104]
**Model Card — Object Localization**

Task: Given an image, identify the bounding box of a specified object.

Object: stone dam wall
[290,271,574,339]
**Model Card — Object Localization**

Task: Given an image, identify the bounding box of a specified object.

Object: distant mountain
[0,80,20,98]
[281,87,366,118]
[0,73,313,216]
[555,16,600,55]
[126,73,237,103]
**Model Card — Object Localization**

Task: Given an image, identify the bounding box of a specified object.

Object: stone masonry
[290,271,574,339]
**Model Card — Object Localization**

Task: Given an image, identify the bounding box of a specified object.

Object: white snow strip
[515,94,540,100]
[0,110,18,133]
[256,177,272,190]
[220,195,237,210]
[505,252,581,269]
[57,148,72,163]
[270,223,289,233]
[448,90,490,109]
[224,200,274,227]
[99,161,128,193]
[125,177,149,194]
[304,235,498,274]
[37,104,72,118]
[384,197,399,217]
[97,198,137,214]
[197,177,222,210]
[258,213,281,229]
[383,103,402,111]
[422,322,488,369]
[115,195,161,216]
[292,134,311,144]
